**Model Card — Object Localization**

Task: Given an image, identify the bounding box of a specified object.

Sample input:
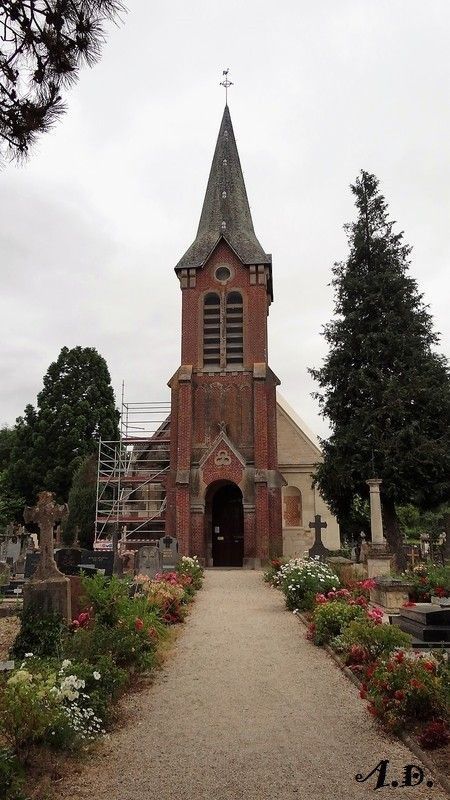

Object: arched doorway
[208,482,244,567]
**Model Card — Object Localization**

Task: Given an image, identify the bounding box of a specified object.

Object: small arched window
[283,486,302,528]
[203,293,221,366]
[226,291,243,365]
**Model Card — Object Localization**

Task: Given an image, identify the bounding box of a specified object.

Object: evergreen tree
[310,171,450,569]
[63,453,97,548]
[0,426,24,529]
[8,345,119,504]
[0,0,123,162]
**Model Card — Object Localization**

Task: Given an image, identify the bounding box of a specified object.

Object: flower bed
[0,556,204,799]
[401,564,450,603]
[277,558,341,611]
[264,560,450,759]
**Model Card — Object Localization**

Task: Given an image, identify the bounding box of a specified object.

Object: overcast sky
[1,0,449,439]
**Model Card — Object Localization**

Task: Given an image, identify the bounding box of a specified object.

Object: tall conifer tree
[8,345,119,504]
[310,171,450,568]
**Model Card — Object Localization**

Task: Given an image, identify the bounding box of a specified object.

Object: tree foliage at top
[0,0,124,162]
[310,171,450,567]
[7,345,119,505]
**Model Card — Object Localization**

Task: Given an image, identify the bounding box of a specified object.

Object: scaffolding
[95,398,171,548]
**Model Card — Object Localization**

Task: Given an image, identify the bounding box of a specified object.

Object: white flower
[61,659,72,669]
[93,671,101,681]
[24,653,33,658]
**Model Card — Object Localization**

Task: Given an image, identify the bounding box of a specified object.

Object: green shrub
[405,564,450,601]
[312,600,365,645]
[80,574,132,627]
[364,650,449,731]
[63,655,128,722]
[281,559,340,611]
[0,747,24,800]
[11,607,67,660]
[0,666,63,757]
[332,619,412,661]
[65,617,157,672]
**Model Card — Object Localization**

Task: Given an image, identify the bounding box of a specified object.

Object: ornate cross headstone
[308,514,331,560]
[22,491,71,621]
[24,491,68,581]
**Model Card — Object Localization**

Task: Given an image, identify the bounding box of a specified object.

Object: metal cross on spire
[220,68,233,104]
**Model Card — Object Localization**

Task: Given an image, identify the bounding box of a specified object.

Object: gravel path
[60,570,448,800]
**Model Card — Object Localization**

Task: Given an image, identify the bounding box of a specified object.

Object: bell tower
[166,104,283,566]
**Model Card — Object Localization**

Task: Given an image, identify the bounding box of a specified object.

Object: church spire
[175,105,271,271]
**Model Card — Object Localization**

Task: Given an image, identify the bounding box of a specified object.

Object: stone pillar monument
[23,491,71,622]
[366,478,392,578]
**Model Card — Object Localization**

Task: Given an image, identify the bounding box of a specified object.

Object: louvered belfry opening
[226,291,244,365]
[203,292,221,366]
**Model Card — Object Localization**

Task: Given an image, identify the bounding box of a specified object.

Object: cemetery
[1,4,449,799]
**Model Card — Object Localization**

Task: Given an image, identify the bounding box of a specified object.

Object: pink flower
[135,618,144,631]
[315,593,328,605]
[359,579,376,590]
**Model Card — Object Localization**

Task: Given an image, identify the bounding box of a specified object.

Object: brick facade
[167,240,284,566]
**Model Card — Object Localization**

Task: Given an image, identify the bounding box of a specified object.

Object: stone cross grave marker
[159,535,180,571]
[136,545,162,578]
[23,491,71,621]
[308,514,331,561]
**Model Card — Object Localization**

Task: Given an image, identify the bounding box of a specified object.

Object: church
[96,103,340,565]
[164,104,339,566]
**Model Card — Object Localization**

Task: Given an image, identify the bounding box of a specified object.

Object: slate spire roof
[175,105,271,271]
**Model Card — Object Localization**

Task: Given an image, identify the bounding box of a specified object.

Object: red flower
[147,627,157,640]
[410,678,424,690]
[403,600,416,607]
[135,617,144,631]
[359,689,367,699]
[394,651,405,663]
[423,661,435,673]
[355,595,368,607]
[368,704,378,717]
[394,690,405,701]
[435,586,447,598]
[315,593,328,605]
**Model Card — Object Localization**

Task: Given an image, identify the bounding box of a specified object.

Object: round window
[215,266,231,282]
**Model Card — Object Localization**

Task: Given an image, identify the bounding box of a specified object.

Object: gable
[276,393,322,467]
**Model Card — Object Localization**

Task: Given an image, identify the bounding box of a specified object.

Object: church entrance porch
[207,482,244,567]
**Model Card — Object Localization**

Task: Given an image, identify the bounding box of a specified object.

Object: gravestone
[24,552,40,579]
[308,515,332,561]
[82,551,114,577]
[6,536,21,565]
[22,492,71,622]
[394,604,450,643]
[158,535,180,571]
[55,547,91,576]
[136,545,162,578]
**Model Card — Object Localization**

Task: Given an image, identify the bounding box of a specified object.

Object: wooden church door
[211,484,244,567]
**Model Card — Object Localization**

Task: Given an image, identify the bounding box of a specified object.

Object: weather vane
[220,68,233,104]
